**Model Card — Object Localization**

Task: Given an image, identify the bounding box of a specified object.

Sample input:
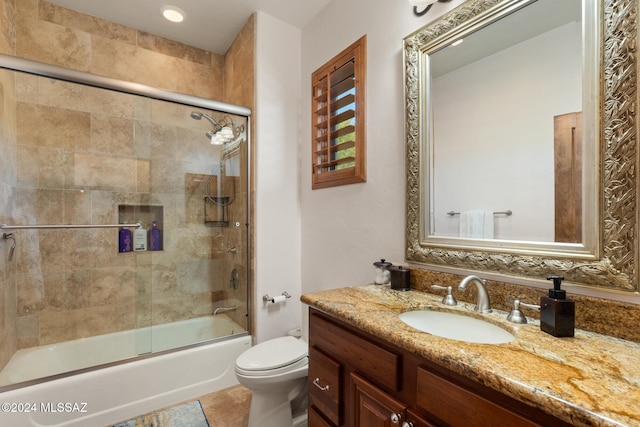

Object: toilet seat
[235,336,308,376]
[235,356,308,378]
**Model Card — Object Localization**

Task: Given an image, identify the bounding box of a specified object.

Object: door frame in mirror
[404,0,638,291]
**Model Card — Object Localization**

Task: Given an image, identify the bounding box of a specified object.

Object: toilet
[235,336,309,427]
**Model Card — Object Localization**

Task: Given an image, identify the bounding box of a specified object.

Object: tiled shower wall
[0,0,18,378]
[0,0,255,370]
[13,80,249,346]
[218,15,254,334]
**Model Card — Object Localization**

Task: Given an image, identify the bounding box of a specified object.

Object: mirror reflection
[426,0,587,244]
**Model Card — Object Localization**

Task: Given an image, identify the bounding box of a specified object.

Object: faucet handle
[431,285,457,306]
[506,299,540,324]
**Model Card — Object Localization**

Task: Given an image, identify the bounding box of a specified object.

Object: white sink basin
[399,310,515,344]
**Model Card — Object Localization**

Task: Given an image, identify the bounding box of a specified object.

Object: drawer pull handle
[402,422,414,427]
[313,377,330,391]
[390,412,402,424]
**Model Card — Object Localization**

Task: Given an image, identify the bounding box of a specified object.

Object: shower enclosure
[0,54,251,388]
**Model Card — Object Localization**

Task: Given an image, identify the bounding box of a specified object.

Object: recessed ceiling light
[160,5,186,23]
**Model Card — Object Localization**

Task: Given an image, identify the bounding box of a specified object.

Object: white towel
[482,210,494,239]
[460,210,494,239]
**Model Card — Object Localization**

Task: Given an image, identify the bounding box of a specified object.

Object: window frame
[311,35,366,190]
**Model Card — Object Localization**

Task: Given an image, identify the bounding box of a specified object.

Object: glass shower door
[144,100,249,353]
[1,61,250,388]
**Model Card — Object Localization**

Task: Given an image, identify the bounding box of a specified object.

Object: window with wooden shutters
[311,36,366,189]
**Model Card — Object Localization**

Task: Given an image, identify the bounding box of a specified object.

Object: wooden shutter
[312,36,366,189]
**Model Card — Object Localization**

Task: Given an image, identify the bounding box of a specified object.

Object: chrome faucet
[506,299,540,324]
[458,275,492,313]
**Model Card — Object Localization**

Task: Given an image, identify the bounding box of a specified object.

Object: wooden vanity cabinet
[308,308,572,427]
[309,308,402,427]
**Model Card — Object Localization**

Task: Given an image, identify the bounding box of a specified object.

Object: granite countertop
[301,285,640,427]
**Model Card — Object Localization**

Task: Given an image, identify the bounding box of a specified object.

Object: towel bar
[447,210,512,216]
[1,223,141,230]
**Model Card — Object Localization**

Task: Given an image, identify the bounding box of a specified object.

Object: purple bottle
[119,227,132,252]
[149,221,162,251]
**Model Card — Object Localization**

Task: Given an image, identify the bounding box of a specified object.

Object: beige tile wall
[12,75,250,347]
[220,15,254,329]
[0,0,18,376]
[16,0,224,99]
[0,0,255,371]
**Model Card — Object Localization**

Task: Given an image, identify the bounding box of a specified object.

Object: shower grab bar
[1,223,141,230]
[446,210,512,216]
[214,305,237,316]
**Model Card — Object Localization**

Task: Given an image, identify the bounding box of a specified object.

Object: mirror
[429,0,586,244]
[404,0,639,291]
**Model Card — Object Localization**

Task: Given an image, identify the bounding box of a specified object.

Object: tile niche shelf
[118,204,164,252]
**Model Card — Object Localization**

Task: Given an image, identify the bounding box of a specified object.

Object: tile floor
[109,385,252,427]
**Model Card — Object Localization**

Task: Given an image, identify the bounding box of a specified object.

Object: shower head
[190,110,222,129]
[191,110,242,146]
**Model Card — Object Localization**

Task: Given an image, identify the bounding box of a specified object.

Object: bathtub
[0,315,251,427]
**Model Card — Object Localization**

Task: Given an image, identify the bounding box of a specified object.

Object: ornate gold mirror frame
[404,0,638,291]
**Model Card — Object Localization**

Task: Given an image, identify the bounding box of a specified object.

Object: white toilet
[235,336,309,427]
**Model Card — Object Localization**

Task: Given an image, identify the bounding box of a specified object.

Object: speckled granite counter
[301,285,640,427]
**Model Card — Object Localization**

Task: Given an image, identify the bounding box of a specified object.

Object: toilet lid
[236,336,308,371]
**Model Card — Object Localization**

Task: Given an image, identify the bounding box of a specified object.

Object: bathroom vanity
[302,285,640,427]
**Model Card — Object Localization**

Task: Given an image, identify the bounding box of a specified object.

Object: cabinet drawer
[309,405,336,427]
[310,310,400,390]
[416,367,541,427]
[309,346,342,426]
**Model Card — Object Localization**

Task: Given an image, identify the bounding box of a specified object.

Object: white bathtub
[0,315,251,427]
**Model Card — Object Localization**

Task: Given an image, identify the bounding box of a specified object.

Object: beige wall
[0,0,254,370]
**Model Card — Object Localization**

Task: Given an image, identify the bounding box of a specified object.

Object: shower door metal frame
[0,53,253,390]
[0,53,251,117]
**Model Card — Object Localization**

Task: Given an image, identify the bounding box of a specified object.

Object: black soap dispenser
[540,275,574,337]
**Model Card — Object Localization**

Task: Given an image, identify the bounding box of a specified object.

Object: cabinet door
[351,372,407,427]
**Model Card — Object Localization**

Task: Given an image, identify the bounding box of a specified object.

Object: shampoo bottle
[540,275,574,337]
[149,221,162,251]
[133,222,147,251]
[119,226,132,253]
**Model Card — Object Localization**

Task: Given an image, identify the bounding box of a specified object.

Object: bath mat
[113,400,210,427]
